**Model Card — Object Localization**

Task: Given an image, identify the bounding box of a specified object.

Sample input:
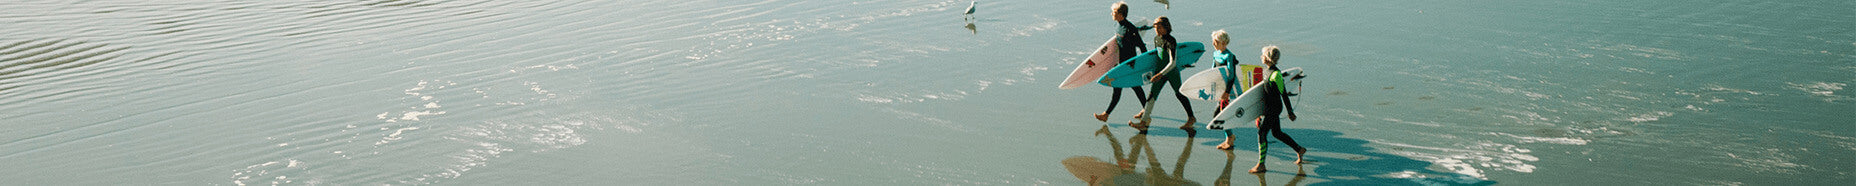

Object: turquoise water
[2,0,1851,185]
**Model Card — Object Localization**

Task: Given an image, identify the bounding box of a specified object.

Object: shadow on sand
[1066,122,1496,186]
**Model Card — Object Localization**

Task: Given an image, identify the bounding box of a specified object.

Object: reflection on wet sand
[1065,125,1208,186]
[964,22,976,35]
[1071,124,1497,185]
[1251,165,1308,186]
[1215,150,1233,186]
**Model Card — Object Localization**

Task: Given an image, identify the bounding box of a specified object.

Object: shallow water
[2,0,1852,185]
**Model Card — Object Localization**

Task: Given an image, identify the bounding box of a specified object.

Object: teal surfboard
[1096,42,1206,88]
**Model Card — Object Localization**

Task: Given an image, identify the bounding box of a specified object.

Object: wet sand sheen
[2,0,1853,185]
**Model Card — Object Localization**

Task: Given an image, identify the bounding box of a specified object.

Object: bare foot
[1094,113,1110,122]
[1179,117,1197,130]
[1294,148,1309,165]
[1216,141,1234,150]
[1132,110,1146,119]
[1248,164,1266,173]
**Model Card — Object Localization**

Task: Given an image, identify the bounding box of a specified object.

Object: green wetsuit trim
[1268,69,1287,92]
[1258,142,1269,163]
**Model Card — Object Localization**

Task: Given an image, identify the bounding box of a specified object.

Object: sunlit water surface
[2,0,1852,185]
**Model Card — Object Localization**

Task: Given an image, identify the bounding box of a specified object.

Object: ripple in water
[1373,140,1538,182]
[0,39,132,106]
[232,110,669,185]
[1787,81,1848,102]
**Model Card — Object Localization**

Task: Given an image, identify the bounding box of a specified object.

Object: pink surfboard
[1058,36,1119,89]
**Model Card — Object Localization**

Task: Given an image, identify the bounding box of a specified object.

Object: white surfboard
[1281,67,1304,95]
[1059,36,1119,89]
[1208,67,1304,130]
[1179,64,1264,101]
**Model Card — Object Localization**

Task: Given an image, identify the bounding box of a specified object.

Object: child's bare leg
[1133,109,1152,127]
[1180,116,1196,130]
[1170,85,1196,129]
[1216,131,1235,150]
[1299,148,1314,164]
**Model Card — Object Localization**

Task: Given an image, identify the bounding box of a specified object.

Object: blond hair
[1260,46,1281,64]
[1211,29,1229,46]
[1112,2,1128,16]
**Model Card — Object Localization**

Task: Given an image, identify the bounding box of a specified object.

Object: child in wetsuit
[1208,30,1240,117]
[1208,30,1248,150]
[1249,46,1304,173]
[1094,2,1152,122]
[1131,16,1197,130]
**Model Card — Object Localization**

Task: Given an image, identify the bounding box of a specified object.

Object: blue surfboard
[1096,42,1206,88]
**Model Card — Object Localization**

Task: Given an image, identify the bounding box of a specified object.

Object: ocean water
[2,0,1851,185]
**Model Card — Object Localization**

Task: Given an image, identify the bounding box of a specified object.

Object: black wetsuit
[1256,66,1301,161]
[1104,20,1150,115]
